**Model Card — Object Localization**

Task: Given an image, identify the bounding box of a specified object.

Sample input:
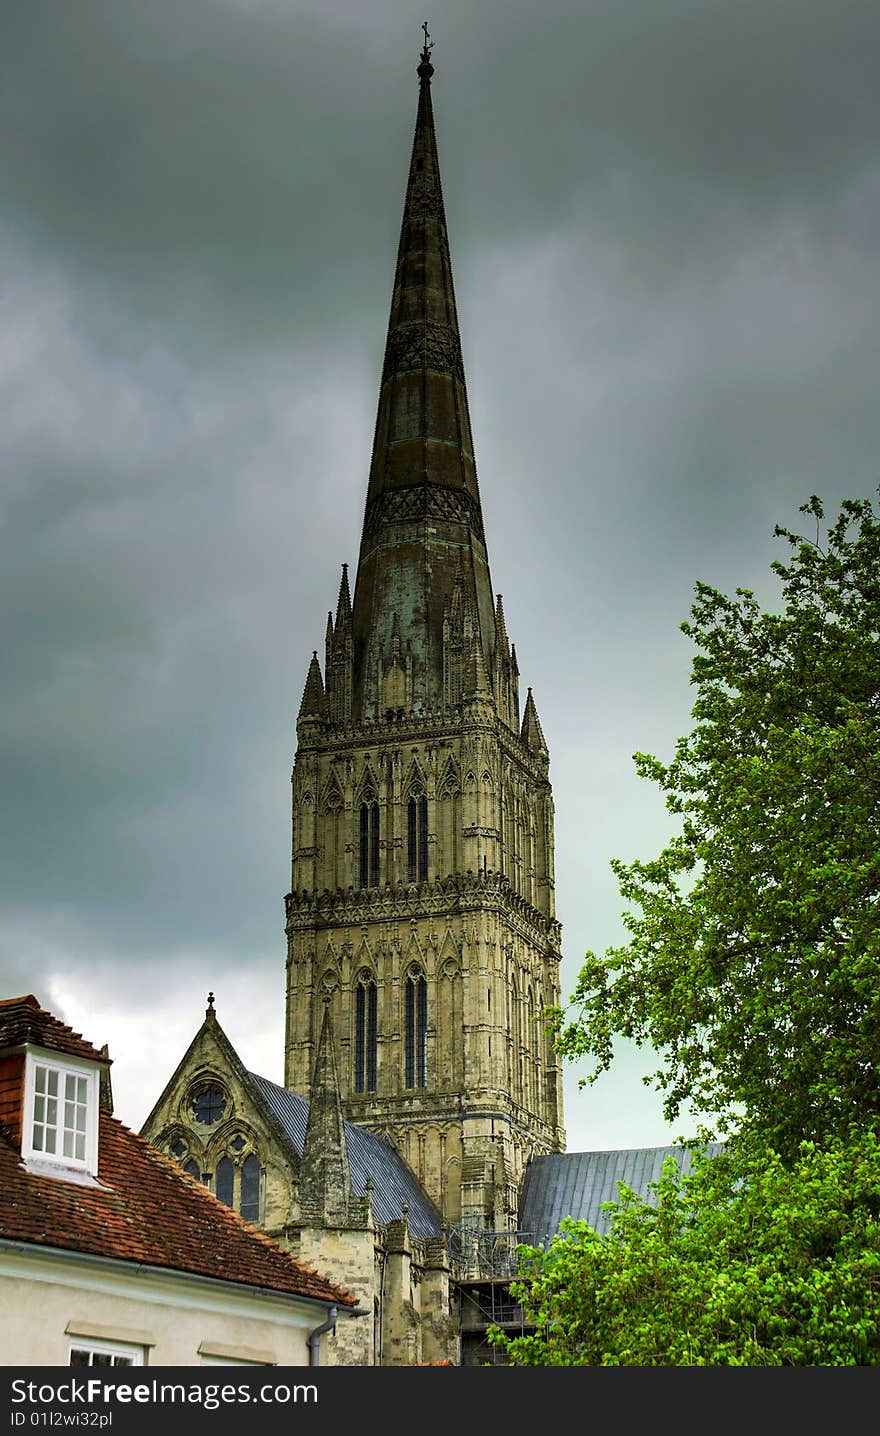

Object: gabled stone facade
[140,998,298,1242]
[142,997,458,1366]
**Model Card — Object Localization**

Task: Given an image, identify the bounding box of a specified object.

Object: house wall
[0,1246,332,1367]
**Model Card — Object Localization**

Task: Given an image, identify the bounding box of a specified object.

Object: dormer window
[22,1049,99,1179]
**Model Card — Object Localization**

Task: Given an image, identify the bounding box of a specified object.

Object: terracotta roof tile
[0,1116,356,1307]
[0,995,108,1066]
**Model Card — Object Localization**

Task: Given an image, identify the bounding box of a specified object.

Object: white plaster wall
[0,1251,331,1367]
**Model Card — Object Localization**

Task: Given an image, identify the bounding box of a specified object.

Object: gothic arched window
[184,1158,201,1181]
[355,970,378,1093]
[407,791,428,883]
[215,1155,234,1209]
[526,986,535,1110]
[404,966,428,1089]
[240,1154,260,1223]
[359,793,380,888]
[191,1085,226,1126]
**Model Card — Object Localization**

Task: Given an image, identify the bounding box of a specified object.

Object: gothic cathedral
[143,41,568,1366]
[285,38,566,1229]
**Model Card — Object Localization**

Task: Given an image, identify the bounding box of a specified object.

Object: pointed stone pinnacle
[298,651,325,722]
[465,633,493,700]
[521,687,548,755]
[335,563,352,627]
[495,593,509,643]
[300,998,351,1226]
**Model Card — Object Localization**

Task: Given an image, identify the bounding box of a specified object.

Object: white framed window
[69,1338,143,1367]
[22,1049,99,1177]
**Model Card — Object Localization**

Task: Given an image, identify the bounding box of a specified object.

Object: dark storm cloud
[4,1,877,342]
[0,0,413,351]
[2,0,878,1142]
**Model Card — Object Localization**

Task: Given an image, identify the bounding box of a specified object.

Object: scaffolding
[446,1227,539,1366]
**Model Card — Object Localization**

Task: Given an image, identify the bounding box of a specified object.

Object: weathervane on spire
[418,21,434,80]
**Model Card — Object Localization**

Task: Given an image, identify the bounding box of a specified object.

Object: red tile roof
[0,998,356,1310]
[0,995,108,1066]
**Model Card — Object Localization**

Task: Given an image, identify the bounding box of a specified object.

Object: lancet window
[359,791,380,888]
[209,1141,261,1222]
[404,965,428,1089]
[407,789,428,883]
[215,1155,234,1208]
[240,1153,260,1222]
[355,970,378,1093]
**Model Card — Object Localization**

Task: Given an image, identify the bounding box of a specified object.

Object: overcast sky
[2,0,878,1154]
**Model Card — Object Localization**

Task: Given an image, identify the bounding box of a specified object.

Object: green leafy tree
[554,492,880,1154]
[494,493,880,1366]
[490,1134,880,1366]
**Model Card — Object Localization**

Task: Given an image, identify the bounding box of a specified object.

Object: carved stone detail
[362,485,485,544]
[405,170,442,219]
[382,321,464,385]
[285,870,561,950]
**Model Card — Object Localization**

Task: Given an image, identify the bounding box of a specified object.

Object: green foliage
[552,492,880,1155]
[513,494,880,1365]
[490,1134,880,1366]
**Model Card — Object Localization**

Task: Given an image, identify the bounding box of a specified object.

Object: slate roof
[519,1144,724,1241]
[251,1073,443,1241]
[0,998,357,1309]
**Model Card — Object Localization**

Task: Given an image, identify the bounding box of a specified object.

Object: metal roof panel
[518,1144,723,1241]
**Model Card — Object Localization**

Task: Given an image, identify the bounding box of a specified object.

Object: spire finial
[418,21,434,81]
[206,991,215,1019]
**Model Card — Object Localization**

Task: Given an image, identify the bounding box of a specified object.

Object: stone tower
[285,38,565,1233]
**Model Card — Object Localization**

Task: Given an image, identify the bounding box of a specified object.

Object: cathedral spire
[350,40,496,719]
[285,47,567,1239]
